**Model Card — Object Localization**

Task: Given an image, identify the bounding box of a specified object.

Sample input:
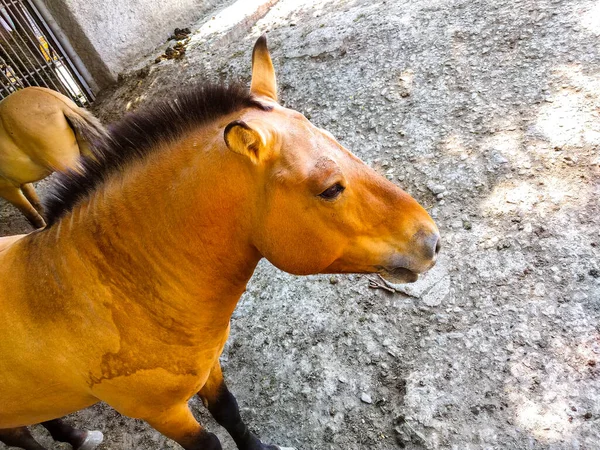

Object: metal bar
[0,83,12,95]
[0,5,51,90]
[27,0,95,101]
[0,81,10,95]
[28,0,95,97]
[4,0,25,7]
[0,1,38,87]
[0,68,19,92]
[0,61,22,93]
[52,62,78,98]
[18,2,83,102]
[0,2,35,88]
[0,34,32,87]
[0,0,93,105]
[4,0,59,91]
[5,61,52,80]
[2,0,62,92]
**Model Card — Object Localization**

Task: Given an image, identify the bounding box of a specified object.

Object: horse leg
[42,419,103,450]
[0,184,46,228]
[198,362,284,450]
[143,403,223,450]
[21,183,44,215]
[0,426,46,450]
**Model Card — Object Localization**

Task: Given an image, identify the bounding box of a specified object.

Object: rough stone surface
[1,0,600,449]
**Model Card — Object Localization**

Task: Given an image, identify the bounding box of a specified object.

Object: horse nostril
[420,231,441,261]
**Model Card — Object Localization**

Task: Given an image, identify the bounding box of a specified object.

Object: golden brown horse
[0,87,107,228]
[0,35,440,450]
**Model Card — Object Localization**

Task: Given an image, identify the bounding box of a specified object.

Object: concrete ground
[1,0,599,449]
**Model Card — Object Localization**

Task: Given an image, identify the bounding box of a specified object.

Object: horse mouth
[379,267,419,284]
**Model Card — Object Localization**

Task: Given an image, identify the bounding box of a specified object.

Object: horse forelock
[43,83,270,227]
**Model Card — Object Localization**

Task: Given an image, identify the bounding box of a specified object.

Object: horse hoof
[76,430,104,450]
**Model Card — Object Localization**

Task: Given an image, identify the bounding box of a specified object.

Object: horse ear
[250,34,278,102]
[224,120,269,164]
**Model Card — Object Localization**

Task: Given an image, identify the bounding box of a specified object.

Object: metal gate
[0,0,93,106]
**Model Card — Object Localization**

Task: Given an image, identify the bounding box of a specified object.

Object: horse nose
[422,231,441,262]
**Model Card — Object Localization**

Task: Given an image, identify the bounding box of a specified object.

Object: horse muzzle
[379,266,420,283]
[380,230,441,284]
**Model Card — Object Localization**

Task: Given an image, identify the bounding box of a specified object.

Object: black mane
[44,83,269,226]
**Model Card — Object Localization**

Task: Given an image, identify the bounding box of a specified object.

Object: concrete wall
[40,0,225,92]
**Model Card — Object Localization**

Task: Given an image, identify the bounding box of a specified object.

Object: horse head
[224,35,440,283]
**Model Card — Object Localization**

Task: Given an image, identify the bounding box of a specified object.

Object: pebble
[492,153,509,165]
[360,393,373,404]
[534,283,546,297]
[421,275,450,306]
[428,183,446,195]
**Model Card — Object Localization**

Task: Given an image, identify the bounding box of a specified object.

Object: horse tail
[62,105,110,161]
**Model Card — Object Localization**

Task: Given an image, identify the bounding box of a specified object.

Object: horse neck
[28,130,261,318]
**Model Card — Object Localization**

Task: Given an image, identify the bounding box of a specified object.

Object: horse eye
[319,183,345,200]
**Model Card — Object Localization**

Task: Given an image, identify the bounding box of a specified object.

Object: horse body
[0,125,262,429]
[0,87,107,228]
[0,36,440,450]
